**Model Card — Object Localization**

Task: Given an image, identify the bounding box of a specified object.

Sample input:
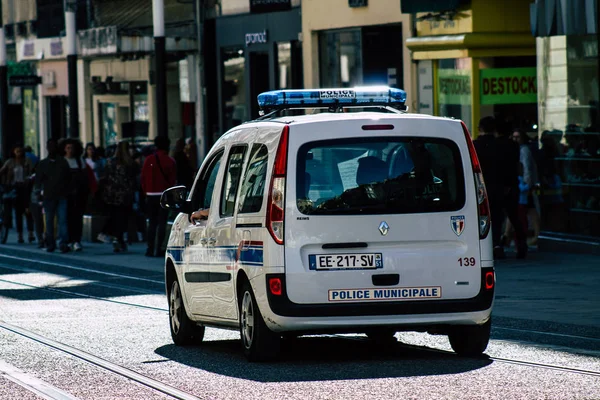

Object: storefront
[215,6,302,138]
[302,0,413,100]
[6,62,39,155]
[16,37,73,156]
[531,0,600,241]
[79,26,197,152]
[88,57,152,150]
[405,0,536,132]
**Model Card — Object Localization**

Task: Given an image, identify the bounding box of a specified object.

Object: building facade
[301,0,414,106]
[214,0,302,142]
[8,0,199,158]
[531,0,599,241]
[404,0,536,133]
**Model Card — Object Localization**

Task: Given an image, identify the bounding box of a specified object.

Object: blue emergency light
[257,86,407,112]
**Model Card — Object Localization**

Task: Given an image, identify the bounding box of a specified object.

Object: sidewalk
[0,229,163,274]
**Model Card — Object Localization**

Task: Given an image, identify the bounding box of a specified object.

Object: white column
[153,0,165,37]
[65,8,77,56]
[0,27,6,67]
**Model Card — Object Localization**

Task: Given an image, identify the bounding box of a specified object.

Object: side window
[220,145,247,218]
[191,150,224,211]
[238,144,269,214]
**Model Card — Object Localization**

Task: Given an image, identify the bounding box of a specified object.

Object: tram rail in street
[0,321,203,400]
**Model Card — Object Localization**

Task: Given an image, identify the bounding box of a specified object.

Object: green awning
[401,0,469,13]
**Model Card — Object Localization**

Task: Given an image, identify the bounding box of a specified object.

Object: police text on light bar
[257,86,407,111]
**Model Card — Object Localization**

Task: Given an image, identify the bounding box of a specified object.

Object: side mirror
[160,186,192,213]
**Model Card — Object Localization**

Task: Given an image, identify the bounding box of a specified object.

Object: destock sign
[480,67,537,105]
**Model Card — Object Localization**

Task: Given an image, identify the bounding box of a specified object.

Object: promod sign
[480,67,537,105]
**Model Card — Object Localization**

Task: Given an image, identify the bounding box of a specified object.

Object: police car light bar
[257,86,407,112]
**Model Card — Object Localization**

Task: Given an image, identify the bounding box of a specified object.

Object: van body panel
[283,117,482,305]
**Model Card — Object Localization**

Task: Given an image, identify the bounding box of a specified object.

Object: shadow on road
[154,336,492,382]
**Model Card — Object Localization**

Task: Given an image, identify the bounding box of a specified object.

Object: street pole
[153,0,168,138]
[0,0,8,160]
[65,0,79,138]
[195,0,207,161]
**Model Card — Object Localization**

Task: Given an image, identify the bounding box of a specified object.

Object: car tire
[448,318,491,357]
[239,281,281,362]
[168,277,205,346]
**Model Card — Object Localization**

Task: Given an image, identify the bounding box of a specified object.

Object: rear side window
[238,144,269,214]
[296,137,465,215]
[220,145,247,217]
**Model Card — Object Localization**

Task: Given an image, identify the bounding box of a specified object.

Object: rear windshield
[296,137,465,215]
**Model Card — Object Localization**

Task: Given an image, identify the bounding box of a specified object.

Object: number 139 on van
[309,253,383,270]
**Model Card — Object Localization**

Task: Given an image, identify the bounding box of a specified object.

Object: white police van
[161,86,495,362]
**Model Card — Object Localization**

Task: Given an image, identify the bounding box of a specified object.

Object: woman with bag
[99,141,136,252]
[0,144,35,243]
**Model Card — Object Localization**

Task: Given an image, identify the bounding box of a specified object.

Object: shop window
[536,35,600,238]
[277,43,292,89]
[23,89,39,156]
[276,41,304,90]
[437,58,472,131]
[319,29,363,88]
[222,48,247,134]
[361,24,403,88]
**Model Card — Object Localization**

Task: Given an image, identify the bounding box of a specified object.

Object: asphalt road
[0,249,598,400]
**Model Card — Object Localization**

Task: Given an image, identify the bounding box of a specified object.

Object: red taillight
[269,277,282,296]
[266,125,289,245]
[362,124,394,131]
[485,271,495,290]
[461,122,491,239]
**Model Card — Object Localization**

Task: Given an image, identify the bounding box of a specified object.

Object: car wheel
[168,277,205,346]
[239,281,281,362]
[448,319,491,357]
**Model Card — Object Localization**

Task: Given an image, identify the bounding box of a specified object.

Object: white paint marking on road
[0,321,202,400]
[494,326,600,342]
[0,277,168,312]
[0,253,163,284]
[537,235,600,246]
[0,359,81,400]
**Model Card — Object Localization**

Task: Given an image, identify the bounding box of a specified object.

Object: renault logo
[379,221,389,236]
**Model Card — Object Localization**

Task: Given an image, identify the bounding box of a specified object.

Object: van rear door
[283,117,482,305]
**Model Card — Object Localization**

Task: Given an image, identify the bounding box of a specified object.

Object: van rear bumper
[265,267,495,318]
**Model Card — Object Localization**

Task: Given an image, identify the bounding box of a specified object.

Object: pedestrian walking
[99,141,137,252]
[512,129,541,246]
[0,144,35,243]
[141,136,176,257]
[24,145,39,167]
[84,142,107,182]
[64,139,90,252]
[129,151,147,243]
[474,116,527,259]
[29,174,45,248]
[172,138,195,191]
[35,139,71,253]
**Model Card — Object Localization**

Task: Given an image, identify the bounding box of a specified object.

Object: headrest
[356,156,388,185]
